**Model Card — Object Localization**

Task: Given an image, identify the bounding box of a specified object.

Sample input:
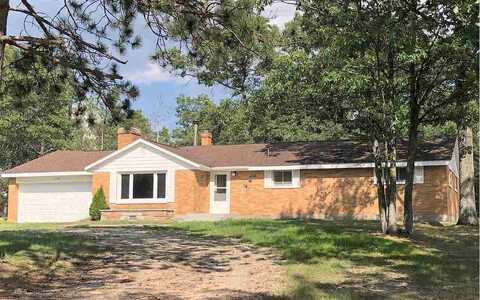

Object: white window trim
[115,171,169,204]
[264,170,300,189]
[372,166,424,185]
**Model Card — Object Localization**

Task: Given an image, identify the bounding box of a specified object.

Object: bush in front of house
[89,187,108,221]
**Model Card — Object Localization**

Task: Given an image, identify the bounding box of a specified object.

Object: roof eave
[1,171,92,178]
[210,160,450,171]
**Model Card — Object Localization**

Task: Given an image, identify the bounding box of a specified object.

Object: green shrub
[89,187,108,221]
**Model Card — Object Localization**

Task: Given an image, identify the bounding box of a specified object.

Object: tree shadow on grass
[0,230,110,298]
[0,226,286,299]
[173,219,479,299]
[115,289,291,300]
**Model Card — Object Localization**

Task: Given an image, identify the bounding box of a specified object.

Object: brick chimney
[117,127,142,150]
[200,130,213,146]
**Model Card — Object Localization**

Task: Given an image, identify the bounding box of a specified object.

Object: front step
[101,209,174,222]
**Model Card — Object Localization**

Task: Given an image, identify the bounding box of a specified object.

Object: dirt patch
[0,227,287,299]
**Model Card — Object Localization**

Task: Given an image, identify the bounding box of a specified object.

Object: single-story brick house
[2,128,460,223]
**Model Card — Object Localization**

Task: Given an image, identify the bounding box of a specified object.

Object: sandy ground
[1,227,287,299]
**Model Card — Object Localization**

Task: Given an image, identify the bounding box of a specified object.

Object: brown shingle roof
[171,137,455,167]
[3,137,455,174]
[3,151,113,174]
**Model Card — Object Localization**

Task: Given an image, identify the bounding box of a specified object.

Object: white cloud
[125,62,189,85]
[263,2,297,28]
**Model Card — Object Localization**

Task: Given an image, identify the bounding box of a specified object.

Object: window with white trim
[119,172,167,201]
[273,170,293,185]
[265,170,300,188]
[373,166,424,184]
[396,167,407,184]
[120,174,130,199]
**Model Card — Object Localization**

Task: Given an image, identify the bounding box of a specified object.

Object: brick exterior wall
[230,168,377,219]
[394,166,450,221]
[229,166,453,221]
[92,172,110,205]
[7,178,18,222]
[101,209,174,222]
[175,170,210,215]
[97,165,452,222]
[110,203,176,210]
[106,170,210,215]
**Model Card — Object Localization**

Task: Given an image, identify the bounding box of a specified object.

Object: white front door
[210,172,230,214]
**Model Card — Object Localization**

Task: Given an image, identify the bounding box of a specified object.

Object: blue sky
[7,1,295,131]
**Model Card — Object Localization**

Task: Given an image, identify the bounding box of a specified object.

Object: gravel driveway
[3,227,287,299]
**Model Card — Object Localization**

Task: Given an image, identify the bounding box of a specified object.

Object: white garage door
[18,181,92,223]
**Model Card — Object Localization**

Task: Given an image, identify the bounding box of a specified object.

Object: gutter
[1,171,92,178]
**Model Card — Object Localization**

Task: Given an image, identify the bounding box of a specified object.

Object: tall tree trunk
[0,0,9,76]
[386,139,397,234]
[374,139,388,233]
[404,61,419,235]
[404,152,416,235]
[457,127,478,225]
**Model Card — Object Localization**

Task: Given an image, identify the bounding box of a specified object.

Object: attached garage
[17,176,92,223]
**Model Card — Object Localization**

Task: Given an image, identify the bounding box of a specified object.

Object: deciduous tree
[401,0,478,233]
[172,94,252,145]
[457,127,478,225]
[248,0,478,235]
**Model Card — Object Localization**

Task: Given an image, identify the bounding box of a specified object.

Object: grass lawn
[0,218,166,273]
[172,219,479,299]
[0,220,105,280]
[0,219,477,299]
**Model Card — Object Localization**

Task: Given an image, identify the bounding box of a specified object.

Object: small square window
[273,171,293,185]
[273,171,283,183]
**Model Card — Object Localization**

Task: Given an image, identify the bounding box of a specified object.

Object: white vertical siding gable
[93,143,192,172]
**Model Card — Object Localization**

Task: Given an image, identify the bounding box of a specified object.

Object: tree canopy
[0,0,278,118]
[243,0,478,233]
[0,47,75,169]
[172,94,252,145]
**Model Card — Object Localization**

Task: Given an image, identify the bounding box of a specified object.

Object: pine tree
[89,187,108,221]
